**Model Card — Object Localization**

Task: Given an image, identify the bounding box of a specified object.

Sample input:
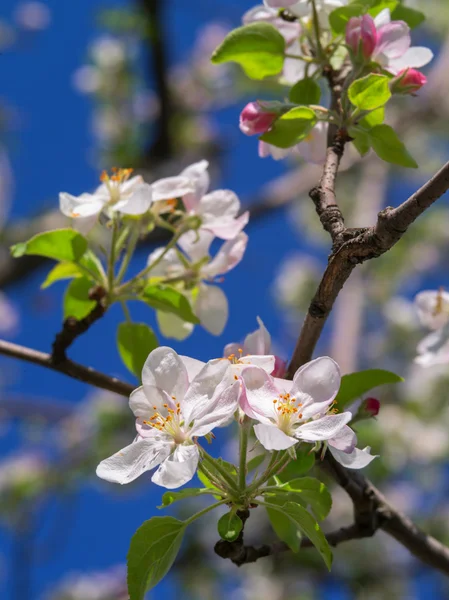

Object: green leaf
[360,107,384,128]
[329,4,365,34]
[247,453,266,473]
[11,229,88,262]
[158,488,213,509]
[335,368,403,410]
[367,0,398,18]
[391,5,425,28]
[368,124,418,168]
[349,127,371,156]
[348,74,391,111]
[127,516,185,599]
[278,477,332,521]
[266,494,302,552]
[211,22,285,80]
[117,322,159,378]
[41,262,85,289]
[265,500,332,569]
[217,511,243,542]
[63,277,96,320]
[260,107,317,149]
[289,78,321,105]
[143,285,200,324]
[277,447,315,483]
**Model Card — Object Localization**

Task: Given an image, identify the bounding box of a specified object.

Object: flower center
[433,287,447,317]
[100,167,134,203]
[227,348,245,365]
[273,392,303,434]
[142,398,187,444]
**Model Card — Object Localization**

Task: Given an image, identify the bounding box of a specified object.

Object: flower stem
[246,451,291,496]
[107,216,119,295]
[200,450,240,495]
[238,419,250,492]
[120,301,132,323]
[184,499,229,526]
[116,225,140,285]
[310,0,324,60]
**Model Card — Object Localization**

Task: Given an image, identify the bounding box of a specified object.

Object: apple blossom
[240,102,278,136]
[346,15,377,60]
[96,347,240,489]
[263,0,348,27]
[147,229,248,337]
[59,168,153,233]
[391,68,427,94]
[259,121,328,164]
[415,289,449,367]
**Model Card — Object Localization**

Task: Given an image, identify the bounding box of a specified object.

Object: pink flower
[391,68,427,94]
[240,102,277,136]
[346,15,377,60]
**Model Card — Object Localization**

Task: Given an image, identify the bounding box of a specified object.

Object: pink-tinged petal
[374,7,391,28]
[205,211,250,241]
[237,355,275,374]
[240,102,277,136]
[195,284,228,336]
[96,436,171,484]
[179,356,206,381]
[415,290,449,330]
[178,229,214,262]
[254,423,297,450]
[274,377,294,392]
[189,380,241,437]
[295,412,352,442]
[375,21,410,60]
[203,233,248,278]
[241,366,280,423]
[142,347,189,403]
[156,311,194,341]
[114,182,153,215]
[329,445,377,469]
[223,342,241,358]
[151,444,199,489]
[291,356,341,407]
[182,358,231,426]
[151,176,194,202]
[272,356,287,378]
[328,425,357,452]
[388,46,433,72]
[200,189,240,220]
[129,386,153,417]
[181,160,210,211]
[244,317,272,355]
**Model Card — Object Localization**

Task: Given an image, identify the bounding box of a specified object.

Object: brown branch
[0,339,134,397]
[288,158,449,376]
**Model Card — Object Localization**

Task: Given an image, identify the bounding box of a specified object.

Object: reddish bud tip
[239,102,277,136]
[346,15,377,60]
[364,397,380,417]
[391,68,427,94]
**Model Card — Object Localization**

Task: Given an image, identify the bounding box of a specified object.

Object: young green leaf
[158,488,216,509]
[391,5,425,28]
[289,78,321,105]
[368,0,398,18]
[360,107,385,128]
[349,127,371,157]
[266,494,303,552]
[278,477,332,521]
[211,22,285,80]
[335,368,403,410]
[41,262,85,289]
[260,107,317,148]
[143,285,200,324]
[348,74,391,111]
[217,511,243,542]
[276,447,315,482]
[328,4,365,34]
[117,322,159,378]
[11,229,88,262]
[63,277,97,320]
[368,124,418,168]
[127,516,186,599]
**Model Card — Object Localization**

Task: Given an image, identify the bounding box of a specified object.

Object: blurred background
[0,0,449,598]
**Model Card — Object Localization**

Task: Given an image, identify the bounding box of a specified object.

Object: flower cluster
[415,289,449,367]
[97,323,375,490]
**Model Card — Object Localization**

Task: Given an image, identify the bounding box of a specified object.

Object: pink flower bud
[272,356,287,378]
[391,68,427,94]
[363,397,380,417]
[239,102,277,136]
[346,15,377,60]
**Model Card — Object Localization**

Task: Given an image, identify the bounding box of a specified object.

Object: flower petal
[157,311,194,341]
[142,347,189,404]
[236,355,276,374]
[129,386,152,417]
[240,366,280,423]
[178,229,214,263]
[254,423,297,450]
[96,436,171,484]
[151,444,199,489]
[243,317,272,355]
[179,355,206,381]
[195,284,228,336]
[190,380,240,437]
[59,192,104,217]
[375,21,411,60]
[181,160,210,211]
[328,425,357,452]
[295,412,352,442]
[202,233,248,277]
[151,176,194,202]
[113,182,153,215]
[329,445,377,469]
[291,356,341,417]
[388,46,433,72]
[147,247,184,279]
[205,211,250,241]
[199,189,240,220]
[374,7,391,28]
[415,290,449,330]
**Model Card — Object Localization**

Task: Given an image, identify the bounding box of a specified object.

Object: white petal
[178,229,214,263]
[415,290,449,330]
[329,446,377,470]
[179,355,206,381]
[244,317,272,355]
[243,6,276,24]
[129,386,153,417]
[328,425,356,452]
[181,160,210,211]
[96,436,171,484]
[151,176,194,202]
[151,444,199,489]
[199,189,240,220]
[147,247,183,279]
[374,8,391,28]
[189,380,240,437]
[142,347,189,404]
[223,342,241,358]
[202,233,248,278]
[254,423,297,451]
[388,46,433,72]
[59,192,104,217]
[235,355,275,374]
[291,356,341,416]
[205,212,250,241]
[295,412,352,442]
[259,141,293,161]
[113,182,152,215]
[157,311,194,341]
[240,366,280,423]
[195,284,228,335]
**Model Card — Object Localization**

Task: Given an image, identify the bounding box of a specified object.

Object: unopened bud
[239,102,277,136]
[391,68,427,94]
[346,15,377,60]
[362,397,380,417]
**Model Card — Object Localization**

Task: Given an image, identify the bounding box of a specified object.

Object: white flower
[96,347,240,489]
[59,168,153,233]
[415,289,449,367]
[264,0,348,27]
[148,229,248,337]
[259,122,328,163]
